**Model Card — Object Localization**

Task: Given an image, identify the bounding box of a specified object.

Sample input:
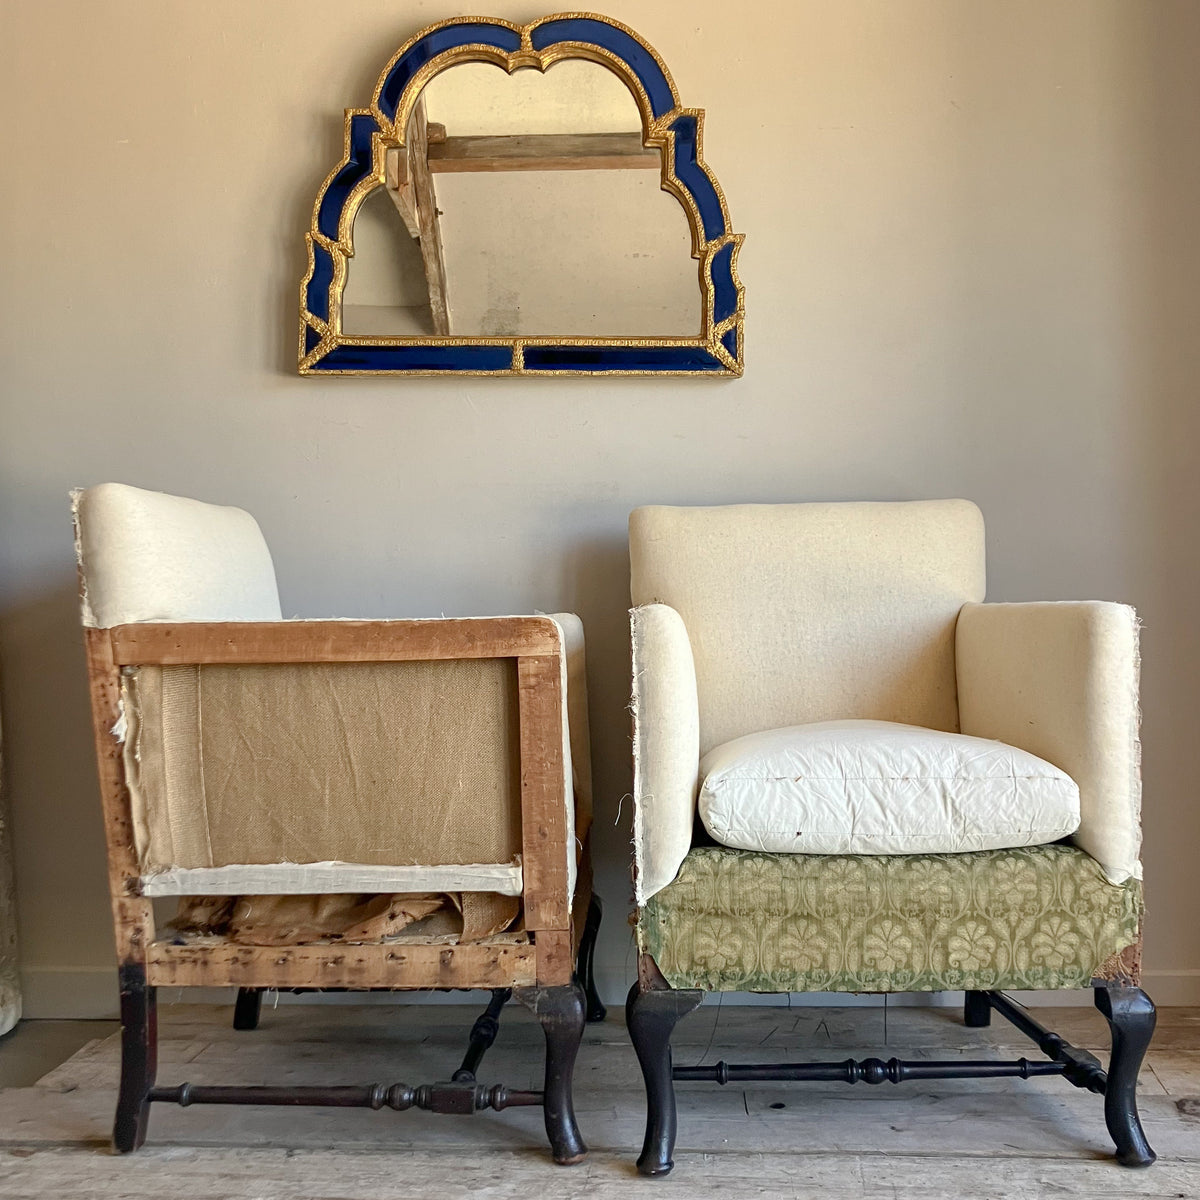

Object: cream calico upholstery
[630,501,1142,901]
[557,611,593,837]
[630,603,698,901]
[630,500,986,754]
[957,601,1141,884]
[73,483,282,628]
[74,483,586,901]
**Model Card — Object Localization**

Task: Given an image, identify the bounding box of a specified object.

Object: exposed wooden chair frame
[84,616,603,1164]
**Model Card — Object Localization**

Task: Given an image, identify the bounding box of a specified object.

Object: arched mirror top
[300,13,744,377]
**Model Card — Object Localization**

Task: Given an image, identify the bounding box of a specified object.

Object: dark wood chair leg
[626,981,704,1177]
[233,987,263,1031]
[1095,984,1157,1167]
[964,990,991,1027]
[452,988,511,1081]
[577,895,606,1023]
[514,983,588,1165]
[113,964,157,1153]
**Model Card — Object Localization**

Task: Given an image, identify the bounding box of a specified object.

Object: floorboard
[1,1002,1197,1198]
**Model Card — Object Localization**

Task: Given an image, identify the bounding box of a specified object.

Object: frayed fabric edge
[630,607,648,907]
[1127,605,1144,882]
[70,488,98,629]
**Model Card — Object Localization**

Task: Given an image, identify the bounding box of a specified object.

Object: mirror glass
[341,59,700,339]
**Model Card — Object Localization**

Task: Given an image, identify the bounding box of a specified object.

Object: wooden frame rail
[85,617,577,988]
[107,617,560,665]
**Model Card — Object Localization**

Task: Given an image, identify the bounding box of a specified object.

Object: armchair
[625,500,1151,1175]
[74,483,602,1163]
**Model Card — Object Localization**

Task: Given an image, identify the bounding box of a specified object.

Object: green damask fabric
[640,844,1141,994]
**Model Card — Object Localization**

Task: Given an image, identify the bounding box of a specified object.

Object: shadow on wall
[1124,5,1200,978]
[558,531,638,985]
[0,585,114,990]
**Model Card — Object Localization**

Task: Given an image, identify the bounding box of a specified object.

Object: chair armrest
[956,601,1141,883]
[631,603,700,902]
[549,613,592,851]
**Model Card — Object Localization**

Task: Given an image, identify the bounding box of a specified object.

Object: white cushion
[698,719,1080,856]
[73,483,282,627]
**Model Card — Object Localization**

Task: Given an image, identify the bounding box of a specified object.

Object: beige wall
[2,1,1199,1013]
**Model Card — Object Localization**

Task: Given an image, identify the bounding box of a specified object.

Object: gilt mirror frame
[298,13,745,376]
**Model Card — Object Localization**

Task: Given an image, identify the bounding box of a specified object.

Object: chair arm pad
[956,601,1141,883]
[548,612,592,862]
[631,603,700,901]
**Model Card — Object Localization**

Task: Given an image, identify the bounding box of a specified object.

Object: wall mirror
[299,14,744,376]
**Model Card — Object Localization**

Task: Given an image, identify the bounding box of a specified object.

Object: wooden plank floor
[1,1001,1198,1198]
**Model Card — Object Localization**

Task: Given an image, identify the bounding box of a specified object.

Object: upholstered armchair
[74,483,602,1163]
[626,500,1152,1175]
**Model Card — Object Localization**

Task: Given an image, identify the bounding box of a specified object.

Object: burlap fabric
[172,890,521,945]
[124,660,521,871]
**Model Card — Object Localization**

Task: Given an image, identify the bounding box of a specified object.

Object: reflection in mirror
[342,59,699,339]
[343,186,435,334]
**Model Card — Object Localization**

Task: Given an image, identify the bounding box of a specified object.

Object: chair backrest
[630,500,986,754]
[73,482,282,627]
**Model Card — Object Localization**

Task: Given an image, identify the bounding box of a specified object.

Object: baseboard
[17,969,531,1017]
[1139,969,1200,1007]
[19,964,1200,1019]
[18,967,119,1019]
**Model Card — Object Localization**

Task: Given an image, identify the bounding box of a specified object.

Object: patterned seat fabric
[639,844,1141,994]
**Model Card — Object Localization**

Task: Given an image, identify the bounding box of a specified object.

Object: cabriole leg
[113,964,157,1153]
[577,895,606,1023]
[964,990,992,1028]
[626,980,704,1177]
[233,987,263,1031]
[514,983,587,1165]
[1095,985,1157,1167]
